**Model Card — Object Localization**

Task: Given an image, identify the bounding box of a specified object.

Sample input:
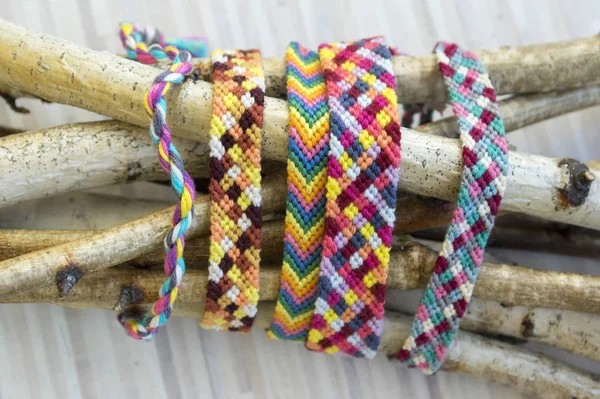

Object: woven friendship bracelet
[117,23,196,339]
[306,37,402,358]
[394,43,509,374]
[267,43,330,341]
[200,49,265,332]
[120,22,207,64]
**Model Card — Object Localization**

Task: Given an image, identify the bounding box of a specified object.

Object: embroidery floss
[393,43,509,374]
[200,49,265,332]
[306,37,402,358]
[117,23,196,339]
[267,42,330,341]
[120,22,207,64]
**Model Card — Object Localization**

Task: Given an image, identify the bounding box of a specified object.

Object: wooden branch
[387,294,600,362]
[417,85,600,137]
[0,194,454,265]
[5,20,600,104]
[0,120,209,207]
[1,20,598,230]
[5,230,600,313]
[28,297,600,398]
[186,35,600,103]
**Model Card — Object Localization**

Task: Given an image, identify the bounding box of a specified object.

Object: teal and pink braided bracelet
[393,43,509,373]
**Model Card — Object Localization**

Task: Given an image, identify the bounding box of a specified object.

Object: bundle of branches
[0,19,599,398]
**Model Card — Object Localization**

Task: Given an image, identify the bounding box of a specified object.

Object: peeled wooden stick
[0,195,454,265]
[1,20,598,230]
[0,172,285,299]
[3,20,600,104]
[189,37,600,103]
[417,85,600,137]
[6,232,600,313]
[0,120,209,207]
[25,298,600,398]
[6,85,593,209]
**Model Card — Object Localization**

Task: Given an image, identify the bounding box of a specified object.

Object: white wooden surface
[1,1,600,398]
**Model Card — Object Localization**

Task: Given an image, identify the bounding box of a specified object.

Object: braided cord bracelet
[306,37,402,358]
[120,22,207,64]
[200,49,265,332]
[267,42,330,341]
[117,23,196,339]
[394,43,509,374]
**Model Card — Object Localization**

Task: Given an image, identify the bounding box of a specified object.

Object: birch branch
[0,21,598,230]
[23,298,600,398]
[417,85,600,137]
[187,35,600,103]
[4,20,600,104]
[0,194,454,265]
[0,120,209,207]
[5,232,600,313]
[387,294,600,362]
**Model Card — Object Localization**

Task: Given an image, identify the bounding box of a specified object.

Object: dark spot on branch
[120,305,147,320]
[555,158,596,209]
[191,69,201,83]
[125,161,143,182]
[55,261,84,296]
[0,93,30,114]
[113,285,144,312]
[520,313,535,338]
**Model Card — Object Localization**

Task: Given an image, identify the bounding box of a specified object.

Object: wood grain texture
[1,0,600,398]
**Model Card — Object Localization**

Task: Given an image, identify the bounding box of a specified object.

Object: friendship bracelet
[117,23,196,339]
[120,22,207,64]
[200,49,265,332]
[306,37,402,358]
[267,42,330,341]
[393,43,509,374]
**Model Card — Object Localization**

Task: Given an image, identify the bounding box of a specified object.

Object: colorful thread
[120,22,208,64]
[200,49,265,332]
[306,37,402,358]
[267,42,330,341]
[117,23,196,339]
[393,43,508,374]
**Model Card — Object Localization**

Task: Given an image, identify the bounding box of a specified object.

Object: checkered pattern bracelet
[393,43,509,374]
[305,37,402,359]
[200,49,265,332]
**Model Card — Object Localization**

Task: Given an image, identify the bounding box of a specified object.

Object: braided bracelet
[117,23,196,339]
[120,22,207,64]
[200,49,265,332]
[267,42,330,341]
[393,43,509,374]
[306,37,402,358]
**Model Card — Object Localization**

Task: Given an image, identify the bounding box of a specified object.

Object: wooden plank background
[1,0,599,398]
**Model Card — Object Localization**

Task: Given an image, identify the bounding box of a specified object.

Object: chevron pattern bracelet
[267,42,330,341]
